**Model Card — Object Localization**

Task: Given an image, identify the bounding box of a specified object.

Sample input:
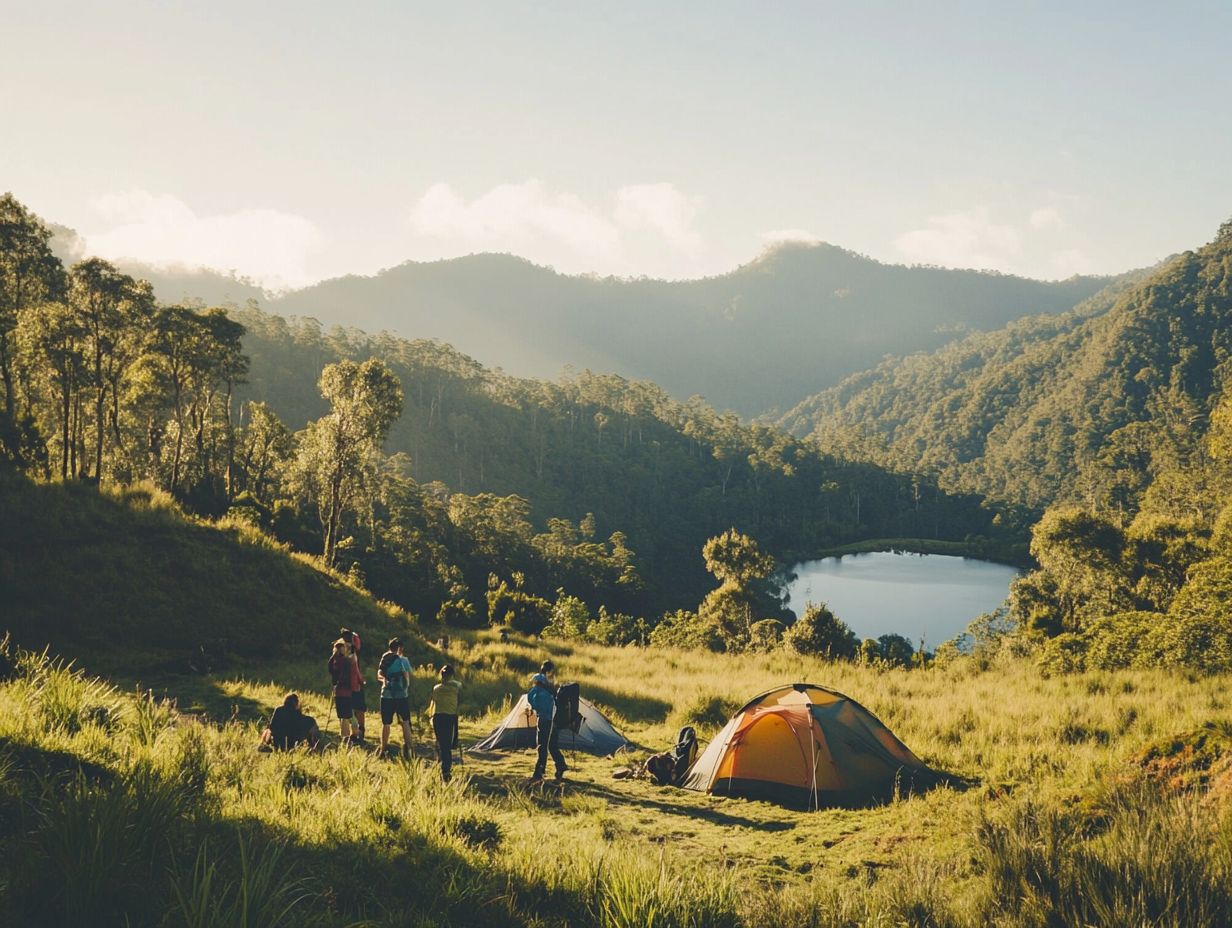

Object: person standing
[528,659,567,784]
[341,628,367,743]
[377,638,414,759]
[328,639,355,744]
[427,664,462,781]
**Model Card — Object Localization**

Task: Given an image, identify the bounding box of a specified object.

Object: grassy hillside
[783,227,1232,514]
[1,632,1230,927]
[2,459,1230,927]
[0,464,414,672]
[264,244,1113,417]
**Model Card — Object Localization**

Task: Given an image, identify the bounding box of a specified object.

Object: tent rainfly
[472,693,628,755]
[682,682,928,808]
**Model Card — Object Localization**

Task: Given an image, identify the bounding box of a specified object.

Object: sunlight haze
[4,1,1230,289]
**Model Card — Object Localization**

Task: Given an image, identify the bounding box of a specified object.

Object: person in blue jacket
[528,659,567,784]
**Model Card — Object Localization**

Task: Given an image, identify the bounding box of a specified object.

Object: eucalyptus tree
[0,194,66,455]
[292,358,403,568]
[67,259,156,480]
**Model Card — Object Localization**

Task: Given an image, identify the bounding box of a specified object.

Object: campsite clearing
[112,629,1232,894]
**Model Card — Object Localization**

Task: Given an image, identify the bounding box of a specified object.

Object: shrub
[544,591,590,640]
[783,602,857,659]
[747,619,785,653]
[649,610,723,652]
[1037,632,1088,676]
[486,579,551,636]
[1084,611,1164,670]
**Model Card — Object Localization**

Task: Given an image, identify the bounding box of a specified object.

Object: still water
[785,551,1020,646]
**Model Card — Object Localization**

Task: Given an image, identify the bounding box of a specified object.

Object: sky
[3,1,1230,290]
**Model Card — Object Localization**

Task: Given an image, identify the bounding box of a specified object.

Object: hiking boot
[554,769,567,782]
[527,774,544,786]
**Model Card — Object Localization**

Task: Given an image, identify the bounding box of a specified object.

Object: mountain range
[70,232,1116,418]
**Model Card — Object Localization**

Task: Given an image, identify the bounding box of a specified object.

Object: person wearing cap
[427,665,462,781]
[377,638,413,759]
[527,659,567,784]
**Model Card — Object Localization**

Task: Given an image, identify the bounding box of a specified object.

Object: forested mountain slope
[234,305,1013,615]
[264,244,1112,416]
[784,223,1232,513]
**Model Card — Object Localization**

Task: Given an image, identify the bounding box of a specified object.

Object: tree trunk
[0,333,13,421]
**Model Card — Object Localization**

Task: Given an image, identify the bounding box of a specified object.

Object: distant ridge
[783,223,1232,511]
[258,242,1114,416]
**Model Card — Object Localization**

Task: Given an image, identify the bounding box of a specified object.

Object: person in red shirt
[341,627,367,743]
[328,639,355,743]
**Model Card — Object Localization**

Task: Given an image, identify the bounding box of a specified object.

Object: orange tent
[682,682,927,808]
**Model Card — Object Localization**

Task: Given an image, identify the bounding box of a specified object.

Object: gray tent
[472,693,628,755]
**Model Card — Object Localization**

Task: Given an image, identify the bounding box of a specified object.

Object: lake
[785,551,1020,646]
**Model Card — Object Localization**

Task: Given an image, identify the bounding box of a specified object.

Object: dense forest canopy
[785,229,1232,518]
[0,192,1017,653]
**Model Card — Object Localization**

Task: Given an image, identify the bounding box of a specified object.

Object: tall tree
[292,358,403,567]
[0,194,66,454]
[68,259,153,480]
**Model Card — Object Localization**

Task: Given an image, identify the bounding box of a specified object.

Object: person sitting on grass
[527,659,567,785]
[428,664,462,782]
[377,637,414,759]
[263,693,320,751]
[328,638,356,744]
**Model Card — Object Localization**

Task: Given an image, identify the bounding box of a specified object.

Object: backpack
[670,726,698,785]
[328,654,345,687]
[378,650,398,678]
[645,752,675,785]
[554,682,582,734]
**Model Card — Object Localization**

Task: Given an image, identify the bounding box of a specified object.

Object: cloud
[407,180,704,276]
[87,190,323,291]
[613,183,702,255]
[1029,206,1066,231]
[894,207,1022,270]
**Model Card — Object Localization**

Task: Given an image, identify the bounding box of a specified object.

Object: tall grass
[1,639,1232,926]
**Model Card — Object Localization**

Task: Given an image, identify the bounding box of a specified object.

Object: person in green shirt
[427,664,462,781]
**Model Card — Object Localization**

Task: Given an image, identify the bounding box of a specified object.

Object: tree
[293,358,403,568]
[0,194,65,433]
[702,528,774,587]
[68,259,153,480]
[783,601,858,659]
[14,300,83,477]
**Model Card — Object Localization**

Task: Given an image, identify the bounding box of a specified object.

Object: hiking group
[263,627,461,781]
[264,628,573,786]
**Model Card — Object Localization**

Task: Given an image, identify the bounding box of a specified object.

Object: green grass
[2,634,1231,927]
[0,466,416,673]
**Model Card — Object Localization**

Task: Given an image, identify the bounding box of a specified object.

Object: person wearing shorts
[377,637,413,758]
[329,639,355,743]
[341,627,367,743]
